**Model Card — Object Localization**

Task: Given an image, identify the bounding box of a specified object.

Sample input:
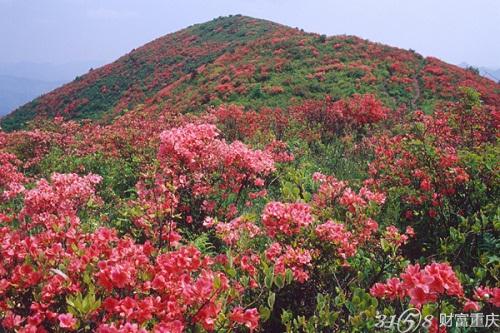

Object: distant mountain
[477,67,500,82]
[458,62,500,82]
[0,61,104,82]
[0,75,64,116]
[1,15,499,130]
[0,60,103,117]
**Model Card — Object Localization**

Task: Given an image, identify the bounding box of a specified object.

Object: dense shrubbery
[1,83,498,332]
[1,15,500,333]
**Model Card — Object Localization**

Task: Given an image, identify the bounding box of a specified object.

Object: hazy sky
[1,0,499,68]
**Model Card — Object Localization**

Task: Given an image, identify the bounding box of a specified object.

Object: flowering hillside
[0,15,499,333]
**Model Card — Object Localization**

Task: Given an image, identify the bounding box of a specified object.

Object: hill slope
[2,15,499,131]
[1,16,284,130]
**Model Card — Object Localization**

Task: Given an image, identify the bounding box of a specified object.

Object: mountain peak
[1,16,498,131]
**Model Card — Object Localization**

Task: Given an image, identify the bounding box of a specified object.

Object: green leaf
[285,269,293,284]
[241,275,250,287]
[227,267,237,278]
[259,306,271,321]
[275,274,285,289]
[265,270,274,289]
[268,292,276,309]
[213,274,221,289]
[380,239,391,252]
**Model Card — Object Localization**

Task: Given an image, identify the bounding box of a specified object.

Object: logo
[375,308,433,332]
[375,310,499,331]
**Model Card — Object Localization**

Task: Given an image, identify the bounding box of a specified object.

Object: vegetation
[0,15,499,332]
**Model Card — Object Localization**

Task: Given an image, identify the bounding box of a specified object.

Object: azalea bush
[0,161,270,332]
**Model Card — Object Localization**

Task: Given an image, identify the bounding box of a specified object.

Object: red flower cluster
[214,216,261,246]
[211,104,290,143]
[312,172,385,211]
[20,173,102,227]
[368,131,470,222]
[158,123,275,192]
[371,263,464,307]
[265,243,313,283]
[383,225,415,248]
[315,221,355,259]
[474,286,500,308]
[0,157,264,331]
[262,202,313,237]
[136,123,276,244]
[292,93,388,135]
[0,152,25,200]
[229,307,259,332]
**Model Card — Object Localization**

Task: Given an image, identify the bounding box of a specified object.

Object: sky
[0,0,499,74]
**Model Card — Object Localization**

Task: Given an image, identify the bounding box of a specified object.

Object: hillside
[0,16,499,332]
[2,15,499,131]
[1,16,284,130]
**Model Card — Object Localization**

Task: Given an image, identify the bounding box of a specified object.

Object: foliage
[0,15,499,333]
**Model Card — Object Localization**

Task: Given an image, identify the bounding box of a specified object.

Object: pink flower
[230,307,259,332]
[262,202,313,237]
[339,188,366,212]
[270,246,312,283]
[312,172,327,183]
[195,301,220,331]
[420,179,432,191]
[474,286,500,307]
[369,278,404,300]
[254,178,265,187]
[315,221,356,259]
[110,266,130,288]
[58,313,77,329]
[370,283,387,298]
[463,299,481,312]
[2,312,23,329]
[359,186,386,204]
[203,216,216,228]
[372,263,463,308]
[405,226,415,237]
[265,242,283,260]
[215,217,261,245]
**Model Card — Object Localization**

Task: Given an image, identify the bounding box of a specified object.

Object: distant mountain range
[458,62,500,82]
[0,75,63,116]
[0,61,102,116]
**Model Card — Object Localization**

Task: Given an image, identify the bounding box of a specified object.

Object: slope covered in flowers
[0,15,499,333]
[2,15,499,131]
[1,16,284,130]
